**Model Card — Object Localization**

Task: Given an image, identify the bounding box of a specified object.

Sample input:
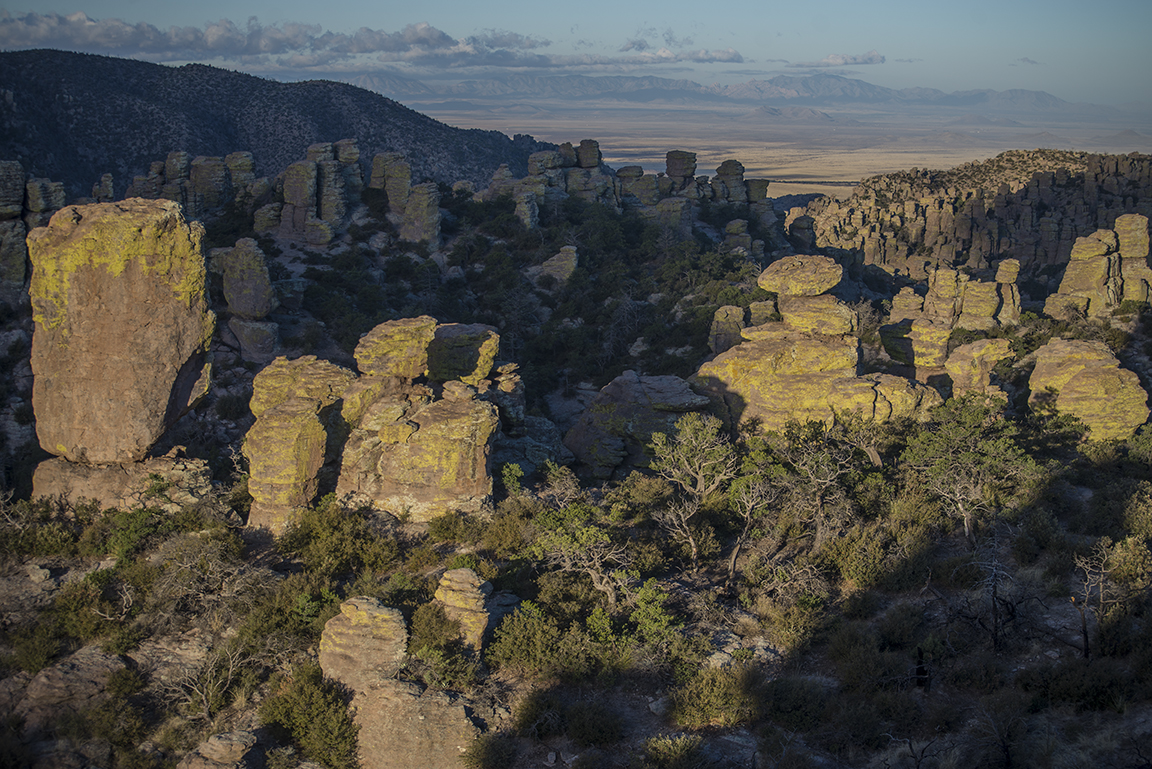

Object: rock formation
[1043,214,1152,319]
[243,356,355,532]
[695,255,941,432]
[28,199,214,465]
[176,732,260,769]
[804,151,1152,285]
[1027,338,1149,440]
[209,238,280,363]
[881,262,1021,375]
[944,338,1014,398]
[433,568,492,652]
[319,595,488,769]
[33,452,214,515]
[564,370,711,479]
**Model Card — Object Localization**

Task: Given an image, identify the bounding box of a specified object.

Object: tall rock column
[28,200,215,465]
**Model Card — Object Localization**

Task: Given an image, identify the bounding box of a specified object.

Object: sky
[1,1,1150,106]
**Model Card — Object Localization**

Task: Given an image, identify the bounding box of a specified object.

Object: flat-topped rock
[757,255,843,296]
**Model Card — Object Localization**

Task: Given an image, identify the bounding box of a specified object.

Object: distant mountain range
[349,71,1128,117]
[0,50,550,197]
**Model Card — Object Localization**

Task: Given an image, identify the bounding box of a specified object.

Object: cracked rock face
[28,199,215,465]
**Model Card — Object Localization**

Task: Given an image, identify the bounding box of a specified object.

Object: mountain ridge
[0,49,551,197]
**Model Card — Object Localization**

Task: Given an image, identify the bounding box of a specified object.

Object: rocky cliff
[804,150,1152,293]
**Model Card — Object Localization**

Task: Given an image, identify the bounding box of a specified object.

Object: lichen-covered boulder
[956,282,1000,331]
[320,597,408,688]
[778,294,857,336]
[249,356,355,418]
[28,200,214,464]
[758,255,842,296]
[907,318,952,369]
[427,324,499,386]
[355,316,439,380]
[1028,338,1149,439]
[1043,230,1122,319]
[945,338,1014,397]
[243,396,327,532]
[337,389,500,521]
[434,569,492,651]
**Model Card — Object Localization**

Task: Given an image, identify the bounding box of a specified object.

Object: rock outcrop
[805,151,1152,284]
[1043,214,1152,319]
[176,732,260,769]
[944,338,1014,398]
[28,199,214,465]
[243,356,355,532]
[33,452,213,515]
[1027,338,1149,440]
[695,256,941,432]
[564,370,711,479]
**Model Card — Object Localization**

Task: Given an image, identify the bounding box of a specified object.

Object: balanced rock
[320,597,408,688]
[434,568,493,651]
[758,255,842,296]
[1028,338,1149,440]
[564,371,710,478]
[249,355,355,418]
[427,324,500,386]
[28,200,214,465]
[355,316,438,380]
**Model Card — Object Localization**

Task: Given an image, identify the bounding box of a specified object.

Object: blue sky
[2,1,1149,105]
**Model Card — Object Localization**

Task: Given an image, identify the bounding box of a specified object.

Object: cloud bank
[788,49,885,68]
[0,12,741,74]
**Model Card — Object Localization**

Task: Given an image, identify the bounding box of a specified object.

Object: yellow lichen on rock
[757,254,842,296]
[433,569,492,651]
[427,323,500,385]
[778,294,857,336]
[355,315,437,379]
[243,397,327,533]
[945,338,1014,397]
[249,355,355,419]
[320,597,408,688]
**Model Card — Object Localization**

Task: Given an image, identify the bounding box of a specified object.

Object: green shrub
[670,665,763,728]
[409,603,461,653]
[487,603,592,679]
[260,662,359,769]
[279,496,400,579]
[639,734,704,769]
[427,512,484,544]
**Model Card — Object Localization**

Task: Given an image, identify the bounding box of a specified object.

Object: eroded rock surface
[29,199,214,465]
[320,597,408,687]
[1028,338,1149,439]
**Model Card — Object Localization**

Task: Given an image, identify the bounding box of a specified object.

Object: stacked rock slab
[1027,338,1149,440]
[336,317,501,521]
[211,238,280,363]
[400,182,441,246]
[28,200,215,465]
[243,356,356,532]
[1043,215,1152,319]
[564,370,711,479]
[433,568,493,651]
[695,255,941,432]
[319,597,484,769]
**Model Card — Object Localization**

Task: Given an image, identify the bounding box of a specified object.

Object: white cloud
[0,11,743,75]
[788,49,885,68]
